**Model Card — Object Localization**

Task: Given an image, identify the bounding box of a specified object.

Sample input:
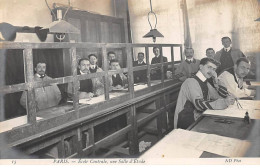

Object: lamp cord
[148,0,157,29]
[63,0,71,19]
[45,0,57,20]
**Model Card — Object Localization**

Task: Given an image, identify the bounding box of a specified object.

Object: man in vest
[214,36,245,74]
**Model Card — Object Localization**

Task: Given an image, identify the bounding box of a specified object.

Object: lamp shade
[143,29,164,42]
[41,20,80,34]
[143,29,164,38]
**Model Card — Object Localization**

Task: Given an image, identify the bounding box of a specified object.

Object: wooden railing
[0,42,183,158]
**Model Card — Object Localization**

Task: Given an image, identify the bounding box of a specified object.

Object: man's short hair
[236,57,250,66]
[78,58,89,66]
[200,57,221,67]
[206,48,215,53]
[138,52,145,57]
[184,47,194,53]
[88,54,98,59]
[107,51,116,56]
[35,62,46,68]
[153,46,159,50]
[221,36,231,42]
[109,59,119,65]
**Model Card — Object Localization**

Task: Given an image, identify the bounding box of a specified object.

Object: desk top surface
[141,100,260,160]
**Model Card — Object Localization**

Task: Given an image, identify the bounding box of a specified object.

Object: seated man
[133,52,147,83]
[175,48,200,81]
[20,62,61,110]
[88,54,104,96]
[150,47,168,80]
[109,59,128,90]
[218,57,256,99]
[67,58,94,99]
[174,58,235,129]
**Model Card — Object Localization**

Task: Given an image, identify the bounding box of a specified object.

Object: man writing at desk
[20,62,61,110]
[218,57,256,99]
[174,58,235,129]
[67,58,94,99]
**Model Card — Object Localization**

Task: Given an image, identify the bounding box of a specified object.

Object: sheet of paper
[228,100,260,110]
[196,134,251,157]
[141,129,204,159]
[0,116,42,133]
[203,108,260,119]
[134,84,148,91]
[203,109,248,118]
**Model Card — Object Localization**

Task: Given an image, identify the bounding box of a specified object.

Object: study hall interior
[0,0,260,160]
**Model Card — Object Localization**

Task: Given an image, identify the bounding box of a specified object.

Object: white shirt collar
[90,65,96,69]
[138,61,144,64]
[196,70,207,82]
[80,70,86,74]
[186,57,194,62]
[224,47,231,52]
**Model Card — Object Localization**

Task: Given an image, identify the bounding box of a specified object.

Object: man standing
[88,54,104,96]
[133,52,147,83]
[214,36,245,74]
[174,58,235,129]
[206,48,215,58]
[67,58,94,99]
[109,59,128,90]
[150,47,168,80]
[175,48,200,81]
[218,57,256,99]
[20,62,61,110]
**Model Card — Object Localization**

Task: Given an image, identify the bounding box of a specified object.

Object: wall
[186,0,260,59]
[128,0,260,65]
[0,0,115,42]
[0,0,114,27]
[128,0,184,61]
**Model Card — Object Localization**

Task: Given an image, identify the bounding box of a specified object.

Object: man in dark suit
[133,52,147,83]
[150,47,168,80]
[67,58,94,99]
[214,36,245,75]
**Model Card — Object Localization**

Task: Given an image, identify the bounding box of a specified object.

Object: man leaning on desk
[20,62,61,110]
[109,59,128,90]
[174,58,236,129]
[218,57,256,99]
[67,58,94,99]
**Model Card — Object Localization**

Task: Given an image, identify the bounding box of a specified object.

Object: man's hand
[225,95,236,106]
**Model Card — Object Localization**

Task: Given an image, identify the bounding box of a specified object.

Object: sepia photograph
[0,0,260,166]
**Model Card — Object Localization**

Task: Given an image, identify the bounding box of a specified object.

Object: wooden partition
[0,42,182,158]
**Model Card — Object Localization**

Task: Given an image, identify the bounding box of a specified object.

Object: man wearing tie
[150,47,168,80]
[218,57,256,99]
[133,52,147,83]
[214,36,245,75]
[175,48,200,81]
[88,54,104,96]
[109,59,128,90]
[20,62,61,110]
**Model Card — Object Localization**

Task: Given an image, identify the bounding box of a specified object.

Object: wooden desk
[141,100,260,161]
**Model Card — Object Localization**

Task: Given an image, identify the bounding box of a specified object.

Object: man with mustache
[20,62,61,110]
[67,58,94,99]
[174,58,235,129]
[218,57,256,99]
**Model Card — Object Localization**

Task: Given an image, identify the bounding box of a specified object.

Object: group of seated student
[174,36,256,129]
[19,51,129,111]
